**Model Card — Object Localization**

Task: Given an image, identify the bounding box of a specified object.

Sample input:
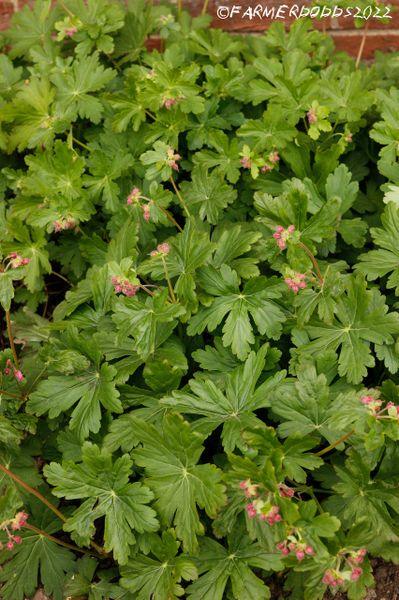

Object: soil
[267,559,399,600]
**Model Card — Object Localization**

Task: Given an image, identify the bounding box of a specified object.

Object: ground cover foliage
[1,1,399,598]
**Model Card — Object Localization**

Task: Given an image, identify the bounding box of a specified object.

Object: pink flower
[142,204,151,221]
[240,479,259,498]
[53,220,63,232]
[284,272,307,294]
[351,567,363,581]
[307,108,317,124]
[240,157,252,169]
[268,151,280,164]
[11,512,28,531]
[162,97,177,109]
[360,395,374,405]
[166,148,181,171]
[158,242,170,255]
[305,545,315,556]
[6,541,14,551]
[14,370,24,382]
[245,503,257,519]
[14,536,22,544]
[261,163,273,173]
[7,253,31,269]
[296,550,305,561]
[127,187,141,205]
[111,276,139,298]
[278,483,294,498]
[273,224,295,252]
[65,26,78,37]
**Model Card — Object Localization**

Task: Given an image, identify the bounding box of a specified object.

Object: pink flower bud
[142,204,151,221]
[240,157,252,169]
[65,26,78,37]
[307,108,317,124]
[157,242,170,255]
[351,567,363,581]
[6,541,14,551]
[14,370,24,382]
[14,536,22,544]
[296,550,305,561]
[305,545,315,556]
[127,187,141,205]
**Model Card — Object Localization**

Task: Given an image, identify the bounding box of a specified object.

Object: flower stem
[170,177,190,218]
[160,207,184,232]
[201,0,209,14]
[177,0,182,18]
[0,462,66,522]
[297,241,324,285]
[161,256,176,303]
[5,311,19,369]
[355,21,369,69]
[0,389,24,400]
[23,523,103,558]
[0,462,108,556]
[72,136,91,152]
[315,430,354,457]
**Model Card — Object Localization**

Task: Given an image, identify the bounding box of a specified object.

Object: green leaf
[299,275,399,383]
[0,506,75,600]
[51,53,115,124]
[132,414,226,553]
[188,266,285,360]
[180,166,236,224]
[44,443,159,564]
[120,529,197,600]
[112,289,185,359]
[27,362,122,440]
[186,533,282,600]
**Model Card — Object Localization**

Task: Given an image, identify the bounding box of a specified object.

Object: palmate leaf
[0,505,75,600]
[27,361,122,440]
[179,166,236,224]
[120,529,198,600]
[356,202,399,294]
[192,132,241,183]
[299,275,399,383]
[44,443,159,564]
[187,265,286,360]
[163,344,286,451]
[131,414,226,553]
[324,450,399,550]
[186,532,282,600]
[112,289,185,359]
[50,53,115,124]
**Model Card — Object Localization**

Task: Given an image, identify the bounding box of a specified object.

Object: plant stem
[170,177,190,218]
[160,207,184,232]
[297,241,324,285]
[315,430,354,457]
[177,0,182,18]
[0,462,108,556]
[161,256,177,303]
[51,271,73,286]
[140,284,156,297]
[355,21,369,69]
[0,389,24,400]
[72,136,91,152]
[24,523,103,558]
[5,311,19,369]
[201,0,209,14]
[0,462,66,522]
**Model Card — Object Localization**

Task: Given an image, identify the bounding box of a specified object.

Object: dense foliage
[1,1,399,598]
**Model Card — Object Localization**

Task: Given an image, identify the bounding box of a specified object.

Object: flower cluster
[0,511,28,551]
[111,276,139,297]
[239,146,280,177]
[166,148,181,172]
[278,483,295,498]
[307,107,318,124]
[273,225,295,251]
[126,187,152,221]
[322,548,367,588]
[6,252,30,269]
[361,392,399,421]
[161,95,185,110]
[3,359,24,382]
[239,479,282,525]
[53,217,77,233]
[276,536,315,561]
[150,242,170,257]
[284,272,307,294]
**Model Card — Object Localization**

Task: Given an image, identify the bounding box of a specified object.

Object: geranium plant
[0,1,399,599]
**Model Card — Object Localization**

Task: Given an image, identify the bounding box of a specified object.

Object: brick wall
[0,0,398,58]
